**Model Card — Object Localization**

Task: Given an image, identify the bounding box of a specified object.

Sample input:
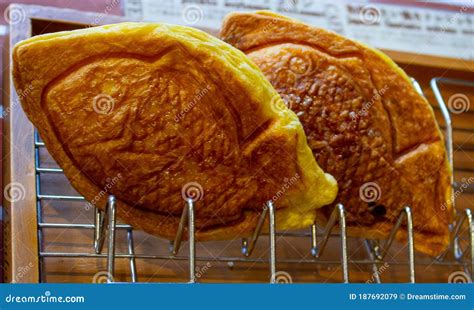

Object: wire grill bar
[310,204,349,282]
[33,78,474,283]
[267,201,277,283]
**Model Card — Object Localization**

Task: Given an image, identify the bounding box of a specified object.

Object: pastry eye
[368,203,387,218]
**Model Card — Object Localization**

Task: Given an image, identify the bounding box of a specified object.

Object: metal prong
[267,201,276,284]
[430,78,454,189]
[311,205,339,258]
[242,205,268,257]
[94,207,106,254]
[405,207,415,283]
[438,211,466,262]
[465,209,473,274]
[410,77,424,96]
[364,240,381,284]
[187,198,196,283]
[338,204,349,283]
[453,209,473,274]
[310,224,317,257]
[378,206,415,283]
[127,229,137,282]
[455,209,473,259]
[378,207,407,260]
[310,204,349,283]
[106,195,117,283]
[371,239,382,259]
[171,204,189,256]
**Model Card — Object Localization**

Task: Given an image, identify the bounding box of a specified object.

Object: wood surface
[3,3,38,283]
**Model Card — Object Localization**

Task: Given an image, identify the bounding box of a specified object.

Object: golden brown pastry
[220,11,453,256]
[13,22,337,240]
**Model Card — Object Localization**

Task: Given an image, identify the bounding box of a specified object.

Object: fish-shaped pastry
[13,22,337,240]
[220,11,453,256]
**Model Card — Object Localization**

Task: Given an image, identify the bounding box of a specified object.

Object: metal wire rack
[34,77,474,283]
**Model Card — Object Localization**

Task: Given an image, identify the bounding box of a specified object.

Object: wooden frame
[383,49,474,72]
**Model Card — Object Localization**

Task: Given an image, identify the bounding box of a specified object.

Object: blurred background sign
[124,0,473,60]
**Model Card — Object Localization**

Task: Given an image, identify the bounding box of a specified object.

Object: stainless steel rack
[34,77,474,283]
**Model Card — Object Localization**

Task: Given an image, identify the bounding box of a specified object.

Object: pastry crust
[220,11,454,256]
[13,23,337,241]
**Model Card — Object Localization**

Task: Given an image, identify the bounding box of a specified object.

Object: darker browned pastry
[220,11,453,256]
